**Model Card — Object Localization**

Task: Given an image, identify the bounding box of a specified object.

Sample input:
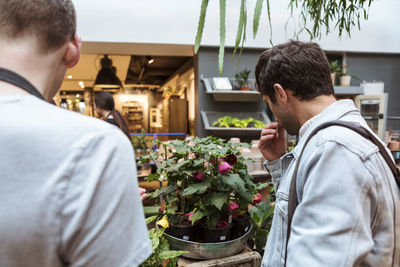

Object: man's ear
[273,83,288,104]
[63,34,81,68]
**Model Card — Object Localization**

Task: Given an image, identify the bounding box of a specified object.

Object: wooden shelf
[122,101,144,132]
[201,78,261,102]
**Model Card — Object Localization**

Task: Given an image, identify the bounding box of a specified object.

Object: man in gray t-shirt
[0,1,152,266]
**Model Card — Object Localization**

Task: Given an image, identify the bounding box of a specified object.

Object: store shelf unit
[122,101,144,133]
[201,110,271,137]
[201,77,261,102]
[334,86,363,95]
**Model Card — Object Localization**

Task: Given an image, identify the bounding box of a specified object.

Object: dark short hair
[255,40,334,103]
[95,92,115,111]
[0,0,76,52]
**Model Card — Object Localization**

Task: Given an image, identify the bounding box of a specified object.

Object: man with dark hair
[256,40,400,266]
[0,1,151,266]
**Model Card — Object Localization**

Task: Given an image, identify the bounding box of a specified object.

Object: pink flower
[232,211,240,219]
[253,193,262,204]
[185,212,193,222]
[160,200,166,212]
[209,157,216,165]
[218,161,232,174]
[193,172,204,181]
[217,220,229,229]
[229,202,239,211]
[224,154,238,165]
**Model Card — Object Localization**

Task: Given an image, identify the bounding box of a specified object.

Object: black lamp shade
[94,55,123,87]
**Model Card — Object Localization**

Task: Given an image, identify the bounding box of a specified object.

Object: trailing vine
[194,0,374,75]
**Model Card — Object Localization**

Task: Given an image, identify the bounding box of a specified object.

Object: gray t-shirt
[0,95,152,267]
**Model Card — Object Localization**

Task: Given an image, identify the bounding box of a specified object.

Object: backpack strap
[284,120,400,266]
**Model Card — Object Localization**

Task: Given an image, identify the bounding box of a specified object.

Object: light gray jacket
[262,100,400,267]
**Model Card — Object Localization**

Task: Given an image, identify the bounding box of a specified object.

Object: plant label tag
[183,236,189,240]
[220,236,226,241]
[245,226,249,232]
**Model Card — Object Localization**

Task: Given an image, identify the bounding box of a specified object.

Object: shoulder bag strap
[284,120,400,266]
[0,67,45,100]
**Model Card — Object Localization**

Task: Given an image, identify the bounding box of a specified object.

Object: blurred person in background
[94,91,130,138]
[0,0,151,266]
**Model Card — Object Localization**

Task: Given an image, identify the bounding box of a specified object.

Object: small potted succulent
[234,68,251,91]
[329,60,341,86]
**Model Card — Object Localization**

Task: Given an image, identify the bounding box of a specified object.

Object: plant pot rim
[160,222,252,245]
[201,221,232,231]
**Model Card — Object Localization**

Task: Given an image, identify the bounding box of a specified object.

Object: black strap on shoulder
[0,67,45,100]
[284,120,400,266]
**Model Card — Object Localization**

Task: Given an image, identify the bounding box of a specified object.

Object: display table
[177,246,261,267]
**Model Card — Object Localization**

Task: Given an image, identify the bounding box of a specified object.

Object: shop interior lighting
[93,55,123,89]
[67,75,72,79]
[146,56,154,64]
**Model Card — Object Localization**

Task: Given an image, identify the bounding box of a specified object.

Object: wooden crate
[177,247,261,267]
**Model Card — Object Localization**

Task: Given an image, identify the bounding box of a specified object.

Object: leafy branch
[194,0,374,74]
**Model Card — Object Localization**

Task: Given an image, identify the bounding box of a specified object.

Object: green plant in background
[329,60,341,74]
[234,68,251,88]
[140,216,188,267]
[131,129,150,157]
[249,200,274,255]
[212,116,266,128]
[194,0,375,74]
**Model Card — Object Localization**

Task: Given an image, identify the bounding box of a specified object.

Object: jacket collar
[292,99,360,159]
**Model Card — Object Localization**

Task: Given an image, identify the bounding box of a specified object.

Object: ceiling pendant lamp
[93,55,123,90]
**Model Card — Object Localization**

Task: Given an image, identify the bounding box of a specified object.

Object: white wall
[73,0,400,53]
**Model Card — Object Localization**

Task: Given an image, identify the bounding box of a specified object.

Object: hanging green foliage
[194,0,374,74]
[194,0,209,54]
[218,0,226,75]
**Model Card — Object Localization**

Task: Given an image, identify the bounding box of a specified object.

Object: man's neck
[0,38,65,100]
[294,95,337,127]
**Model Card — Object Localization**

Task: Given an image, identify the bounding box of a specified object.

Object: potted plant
[180,137,266,242]
[329,60,341,86]
[144,137,267,243]
[146,139,200,241]
[234,69,251,91]
[339,64,352,86]
[212,116,266,129]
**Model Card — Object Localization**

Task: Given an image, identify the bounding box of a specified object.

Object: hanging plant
[194,0,375,75]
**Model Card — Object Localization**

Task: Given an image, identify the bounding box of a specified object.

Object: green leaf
[145,215,158,225]
[265,0,273,45]
[218,0,226,75]
[205,193,227,211]
[159,250,188,260]
[146,173,160,182]
[255,228,269,254]
[253,0,263,38]
[190,209,206,224]
[182,182,211,196]
[194,0,209,54]
[249,201,274,228]
[152,185,178,198]
[233,0,246,55]
[221,173,252,202]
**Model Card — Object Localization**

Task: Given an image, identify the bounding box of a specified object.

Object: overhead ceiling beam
[82,42,194,57]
